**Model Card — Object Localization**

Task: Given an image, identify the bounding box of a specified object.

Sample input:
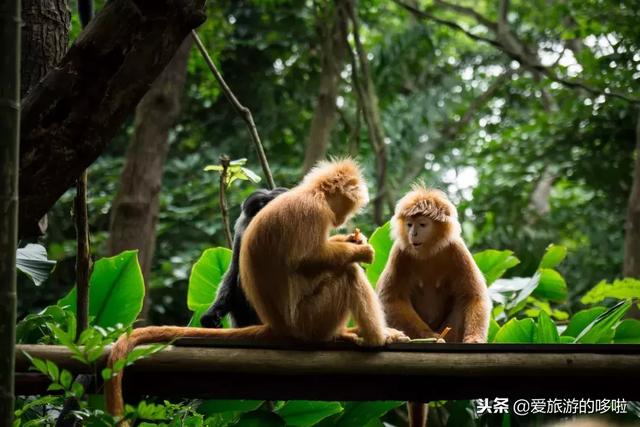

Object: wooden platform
[14,341,640,402]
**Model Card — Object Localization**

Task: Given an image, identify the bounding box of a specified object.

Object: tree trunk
[21,0,69,98]
[345,0,388,225]
[0,0,20,423]
[18,0,206,239]
[302,2,348,173]
[624,111,640,278]
[107,38,193,324]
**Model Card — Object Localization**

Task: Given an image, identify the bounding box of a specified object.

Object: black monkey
[200,187,288,328]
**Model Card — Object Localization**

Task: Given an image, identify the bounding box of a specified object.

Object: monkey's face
[405,215,435,248]
[326,192,358,226]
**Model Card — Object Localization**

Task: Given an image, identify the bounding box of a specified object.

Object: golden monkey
[105,159,408,424]
[377,185,490,343]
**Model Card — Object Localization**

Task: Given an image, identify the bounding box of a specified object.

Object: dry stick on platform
[191,30,276,189]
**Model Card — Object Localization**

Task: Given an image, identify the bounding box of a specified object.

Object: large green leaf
[580,278,640,305]
[58,251,144,328]
[187,247,233,311]
[538,244,567,269]
[613,319,640,344]
[473,250,520,285]
[493,318,535,343]
[532,269,568,302]
[534,311,559,343]
[198,399,263,415]
[574,300,632,343]
[233,410,285,427]
[561,307,606,337]
[487,318,500,343]
[16,244,56,286]
[332,401,403,427]
[276,401,343,426]
[364,222,393,287]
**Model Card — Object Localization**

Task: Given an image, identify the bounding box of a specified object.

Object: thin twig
[218,155,233,248]
[74,170,91,340]
[191,30,276,189]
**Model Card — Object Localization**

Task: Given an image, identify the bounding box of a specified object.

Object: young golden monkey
[105,159,407,424]
[377,185,490,343]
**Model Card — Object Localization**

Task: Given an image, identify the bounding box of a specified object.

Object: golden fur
[378,185,490,343]
[104,159,407,424]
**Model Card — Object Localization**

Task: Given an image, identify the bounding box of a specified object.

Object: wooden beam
[15,344,640,401]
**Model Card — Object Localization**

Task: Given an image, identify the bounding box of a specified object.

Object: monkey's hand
[200,310,224,329]
[384,327,410,344]
[346,230,367,245]
[353,244,374,264]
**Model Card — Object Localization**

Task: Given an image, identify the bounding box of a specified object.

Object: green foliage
[204,158,262,187]
[58,250,145,329]
[364,222,393,286]
[473,250,520,285]
[187,247,233,326]
[276,401,343,426]
[580,278,640,305]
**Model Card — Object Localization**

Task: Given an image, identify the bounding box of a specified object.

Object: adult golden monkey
[378,185,490,342]
[377,185,490,427]
[105,159,408,424]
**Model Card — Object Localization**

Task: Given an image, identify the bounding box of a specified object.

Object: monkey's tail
[408,401,428,427]
[105,325,270,425]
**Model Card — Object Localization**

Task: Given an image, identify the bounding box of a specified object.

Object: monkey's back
[239,189,325,332]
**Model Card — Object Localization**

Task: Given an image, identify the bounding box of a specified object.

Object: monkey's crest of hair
[302,158,369,207]
[395,184,457,223]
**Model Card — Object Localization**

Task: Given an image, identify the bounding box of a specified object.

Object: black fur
[200,187,288,328]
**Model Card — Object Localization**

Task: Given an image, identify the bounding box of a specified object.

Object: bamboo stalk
[0,0,20,423]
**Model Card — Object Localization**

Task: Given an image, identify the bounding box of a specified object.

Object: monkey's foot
[463,336,486,344]
[384,327,410,344]
[335,331,364,345]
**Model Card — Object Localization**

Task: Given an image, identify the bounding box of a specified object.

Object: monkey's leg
[105,325,272,425]
[443,295,489,343]
[345,265,409,346]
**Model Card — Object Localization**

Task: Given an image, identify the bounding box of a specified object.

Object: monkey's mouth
[412,243,423,247]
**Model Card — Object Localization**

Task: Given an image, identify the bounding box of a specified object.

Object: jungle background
[9,0,640,425]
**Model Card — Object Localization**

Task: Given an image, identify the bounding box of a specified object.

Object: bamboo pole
[0,0,21,423]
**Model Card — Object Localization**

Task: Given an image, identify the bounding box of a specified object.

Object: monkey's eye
[419,223,427,228]
[407,223,413,227]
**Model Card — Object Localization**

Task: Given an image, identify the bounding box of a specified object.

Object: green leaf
[197,400,263,416]
[538,244,567,269]
[229,158,248,166]
[187,247,232,311]
[534,311,559,343]
[488,318,500,343]
[333,402,403,427]
[532,269,568,302]
[494,318,536,343]
[276,401,343,426]
[58,251,145,328]
[613,319,640,344]
[204,165,223,171]
[561,307,606,337]
[240,167,262,184]
[474,250,520,285]
[46,360,59,382]
[60,369,73,390]
[16,244,57,286]
[580,278,640,305]
[574,300,632,343]
[233,410,285,427]
[364,222,393,287]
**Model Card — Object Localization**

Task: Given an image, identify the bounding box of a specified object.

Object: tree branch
[393,0,640,104]
[191,30,276,189]
[18,0,207,238]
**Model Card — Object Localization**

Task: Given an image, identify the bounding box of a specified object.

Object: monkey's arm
[297,241,373,272]
[458,292,490,343]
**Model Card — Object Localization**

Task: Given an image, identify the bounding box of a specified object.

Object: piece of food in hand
[347,228,366,244]
[438,326,452,340]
